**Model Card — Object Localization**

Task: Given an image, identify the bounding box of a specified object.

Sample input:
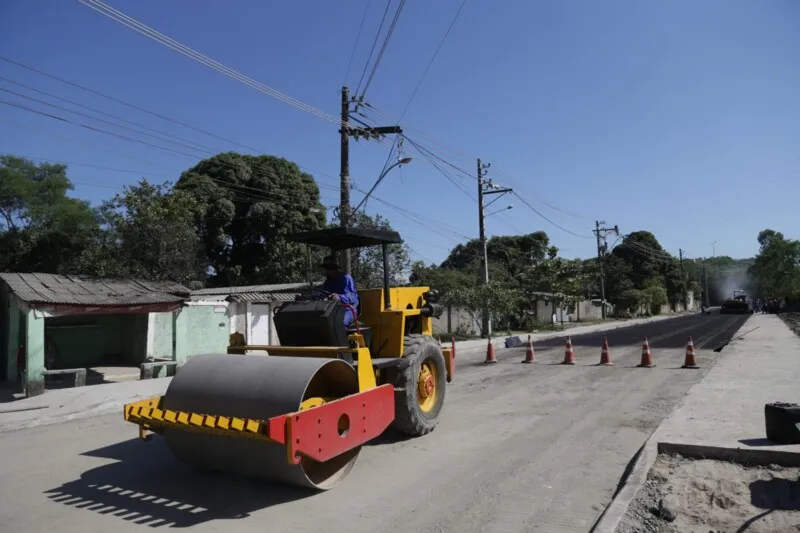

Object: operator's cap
[320,255,340,270]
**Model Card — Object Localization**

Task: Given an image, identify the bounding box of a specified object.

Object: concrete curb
[657,442,800,468]
[590,431,660,533]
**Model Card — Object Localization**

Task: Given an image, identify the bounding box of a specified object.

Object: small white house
[189,282,312,348]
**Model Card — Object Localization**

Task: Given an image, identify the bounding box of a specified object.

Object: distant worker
[320,255,359,327]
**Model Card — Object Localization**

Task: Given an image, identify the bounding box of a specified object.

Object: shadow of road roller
[127,354,395,491]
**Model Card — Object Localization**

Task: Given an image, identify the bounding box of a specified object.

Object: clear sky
[1,0,798,265]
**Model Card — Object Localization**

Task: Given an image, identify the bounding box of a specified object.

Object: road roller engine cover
[122,226,455,490]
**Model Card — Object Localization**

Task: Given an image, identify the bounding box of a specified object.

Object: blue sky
[1,0,798,265]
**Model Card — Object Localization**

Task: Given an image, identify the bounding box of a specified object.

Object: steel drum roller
[162,354,361,490]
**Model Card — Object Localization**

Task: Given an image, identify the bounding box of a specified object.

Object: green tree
[440,232,551,284]
[409,261,473,296]
[442,281,519,334]
[175,152,326,286]
[0,155,99,273]
[81,179,205,283]
[332,210,411,288]
[749,229,800,298]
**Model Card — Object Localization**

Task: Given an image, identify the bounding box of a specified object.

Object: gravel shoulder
[618,453,800,533]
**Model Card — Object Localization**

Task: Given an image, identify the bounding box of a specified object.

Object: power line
[0,55,265,154]
[355,0,393,96]
[74,0,390,148]
[397,0,468,121]
[343,0,373,86]
[512,191,594,240]
[359,0,407,100]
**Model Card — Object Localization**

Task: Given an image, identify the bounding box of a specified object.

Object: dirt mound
[618,454,800,533]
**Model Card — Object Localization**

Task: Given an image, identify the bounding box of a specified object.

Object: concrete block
[140,361,178,380]
[42,368,87,388]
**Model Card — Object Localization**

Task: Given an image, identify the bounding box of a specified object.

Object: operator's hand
[329,293,340,301]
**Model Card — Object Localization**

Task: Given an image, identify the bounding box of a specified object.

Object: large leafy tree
[749,229,800,298]
[440,232,550,284]
[0,155,99,273]
[175,152,326,286]
[80,179,205,283]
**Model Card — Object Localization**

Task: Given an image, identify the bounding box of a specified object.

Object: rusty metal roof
[0,272,190,307]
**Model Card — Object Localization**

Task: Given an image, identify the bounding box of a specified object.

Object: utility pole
[477,159,511,338]
[338,87,403,273]
[702,259,710,307]
[593,221,619,319]
[339,87,351,272]
[679,249,688,310]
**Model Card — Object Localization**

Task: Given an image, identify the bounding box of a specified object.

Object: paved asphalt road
[0,312,751,533]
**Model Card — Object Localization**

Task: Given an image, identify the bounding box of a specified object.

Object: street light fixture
[486,205,513,218]
[352,156,412,214]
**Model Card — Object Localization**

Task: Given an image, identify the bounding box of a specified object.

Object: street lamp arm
[352,157,412,215]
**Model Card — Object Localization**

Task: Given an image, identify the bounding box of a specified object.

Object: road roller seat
[273,299,372,356]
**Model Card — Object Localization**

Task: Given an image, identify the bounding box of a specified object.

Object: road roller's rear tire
[392,334,447,437]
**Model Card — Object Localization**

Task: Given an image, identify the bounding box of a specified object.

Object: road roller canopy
[287,227,403,250]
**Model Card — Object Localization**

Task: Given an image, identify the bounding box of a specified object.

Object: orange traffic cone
[484,336,497,364]
[682,337,698,369]
[637,337,655,368]
[599,336,613,366]
[522,335,536,363]
[562,336,576,365]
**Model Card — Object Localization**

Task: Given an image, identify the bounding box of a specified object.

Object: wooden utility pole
[338,87,403,273]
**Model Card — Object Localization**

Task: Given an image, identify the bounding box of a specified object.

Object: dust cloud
[709,266,754,304]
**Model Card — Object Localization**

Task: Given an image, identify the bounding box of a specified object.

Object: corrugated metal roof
[0,272,190,307]
[228,292,300,303]
[191,282,317,296]
[188,294,229,302]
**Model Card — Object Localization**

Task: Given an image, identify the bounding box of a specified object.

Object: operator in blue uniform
[320,255,359,328]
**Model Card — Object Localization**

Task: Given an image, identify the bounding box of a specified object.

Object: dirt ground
[779,313,800,338]
[618,454,800,533]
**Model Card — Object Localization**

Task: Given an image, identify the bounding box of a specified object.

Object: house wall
[180,305,230,359]
[148,304,231,364]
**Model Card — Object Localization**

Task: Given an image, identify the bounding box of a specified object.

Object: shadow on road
[44,438,313,528]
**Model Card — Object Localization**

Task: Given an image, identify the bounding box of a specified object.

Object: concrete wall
[433,305,479,336]
[148,303,231,364]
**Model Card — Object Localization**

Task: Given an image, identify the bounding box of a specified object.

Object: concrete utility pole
[338,86,403,273]
[477,159,511,338]
[679,248,688,310]
[593,221,619,319]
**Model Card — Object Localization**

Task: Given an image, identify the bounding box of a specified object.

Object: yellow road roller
[123,227,454,490]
